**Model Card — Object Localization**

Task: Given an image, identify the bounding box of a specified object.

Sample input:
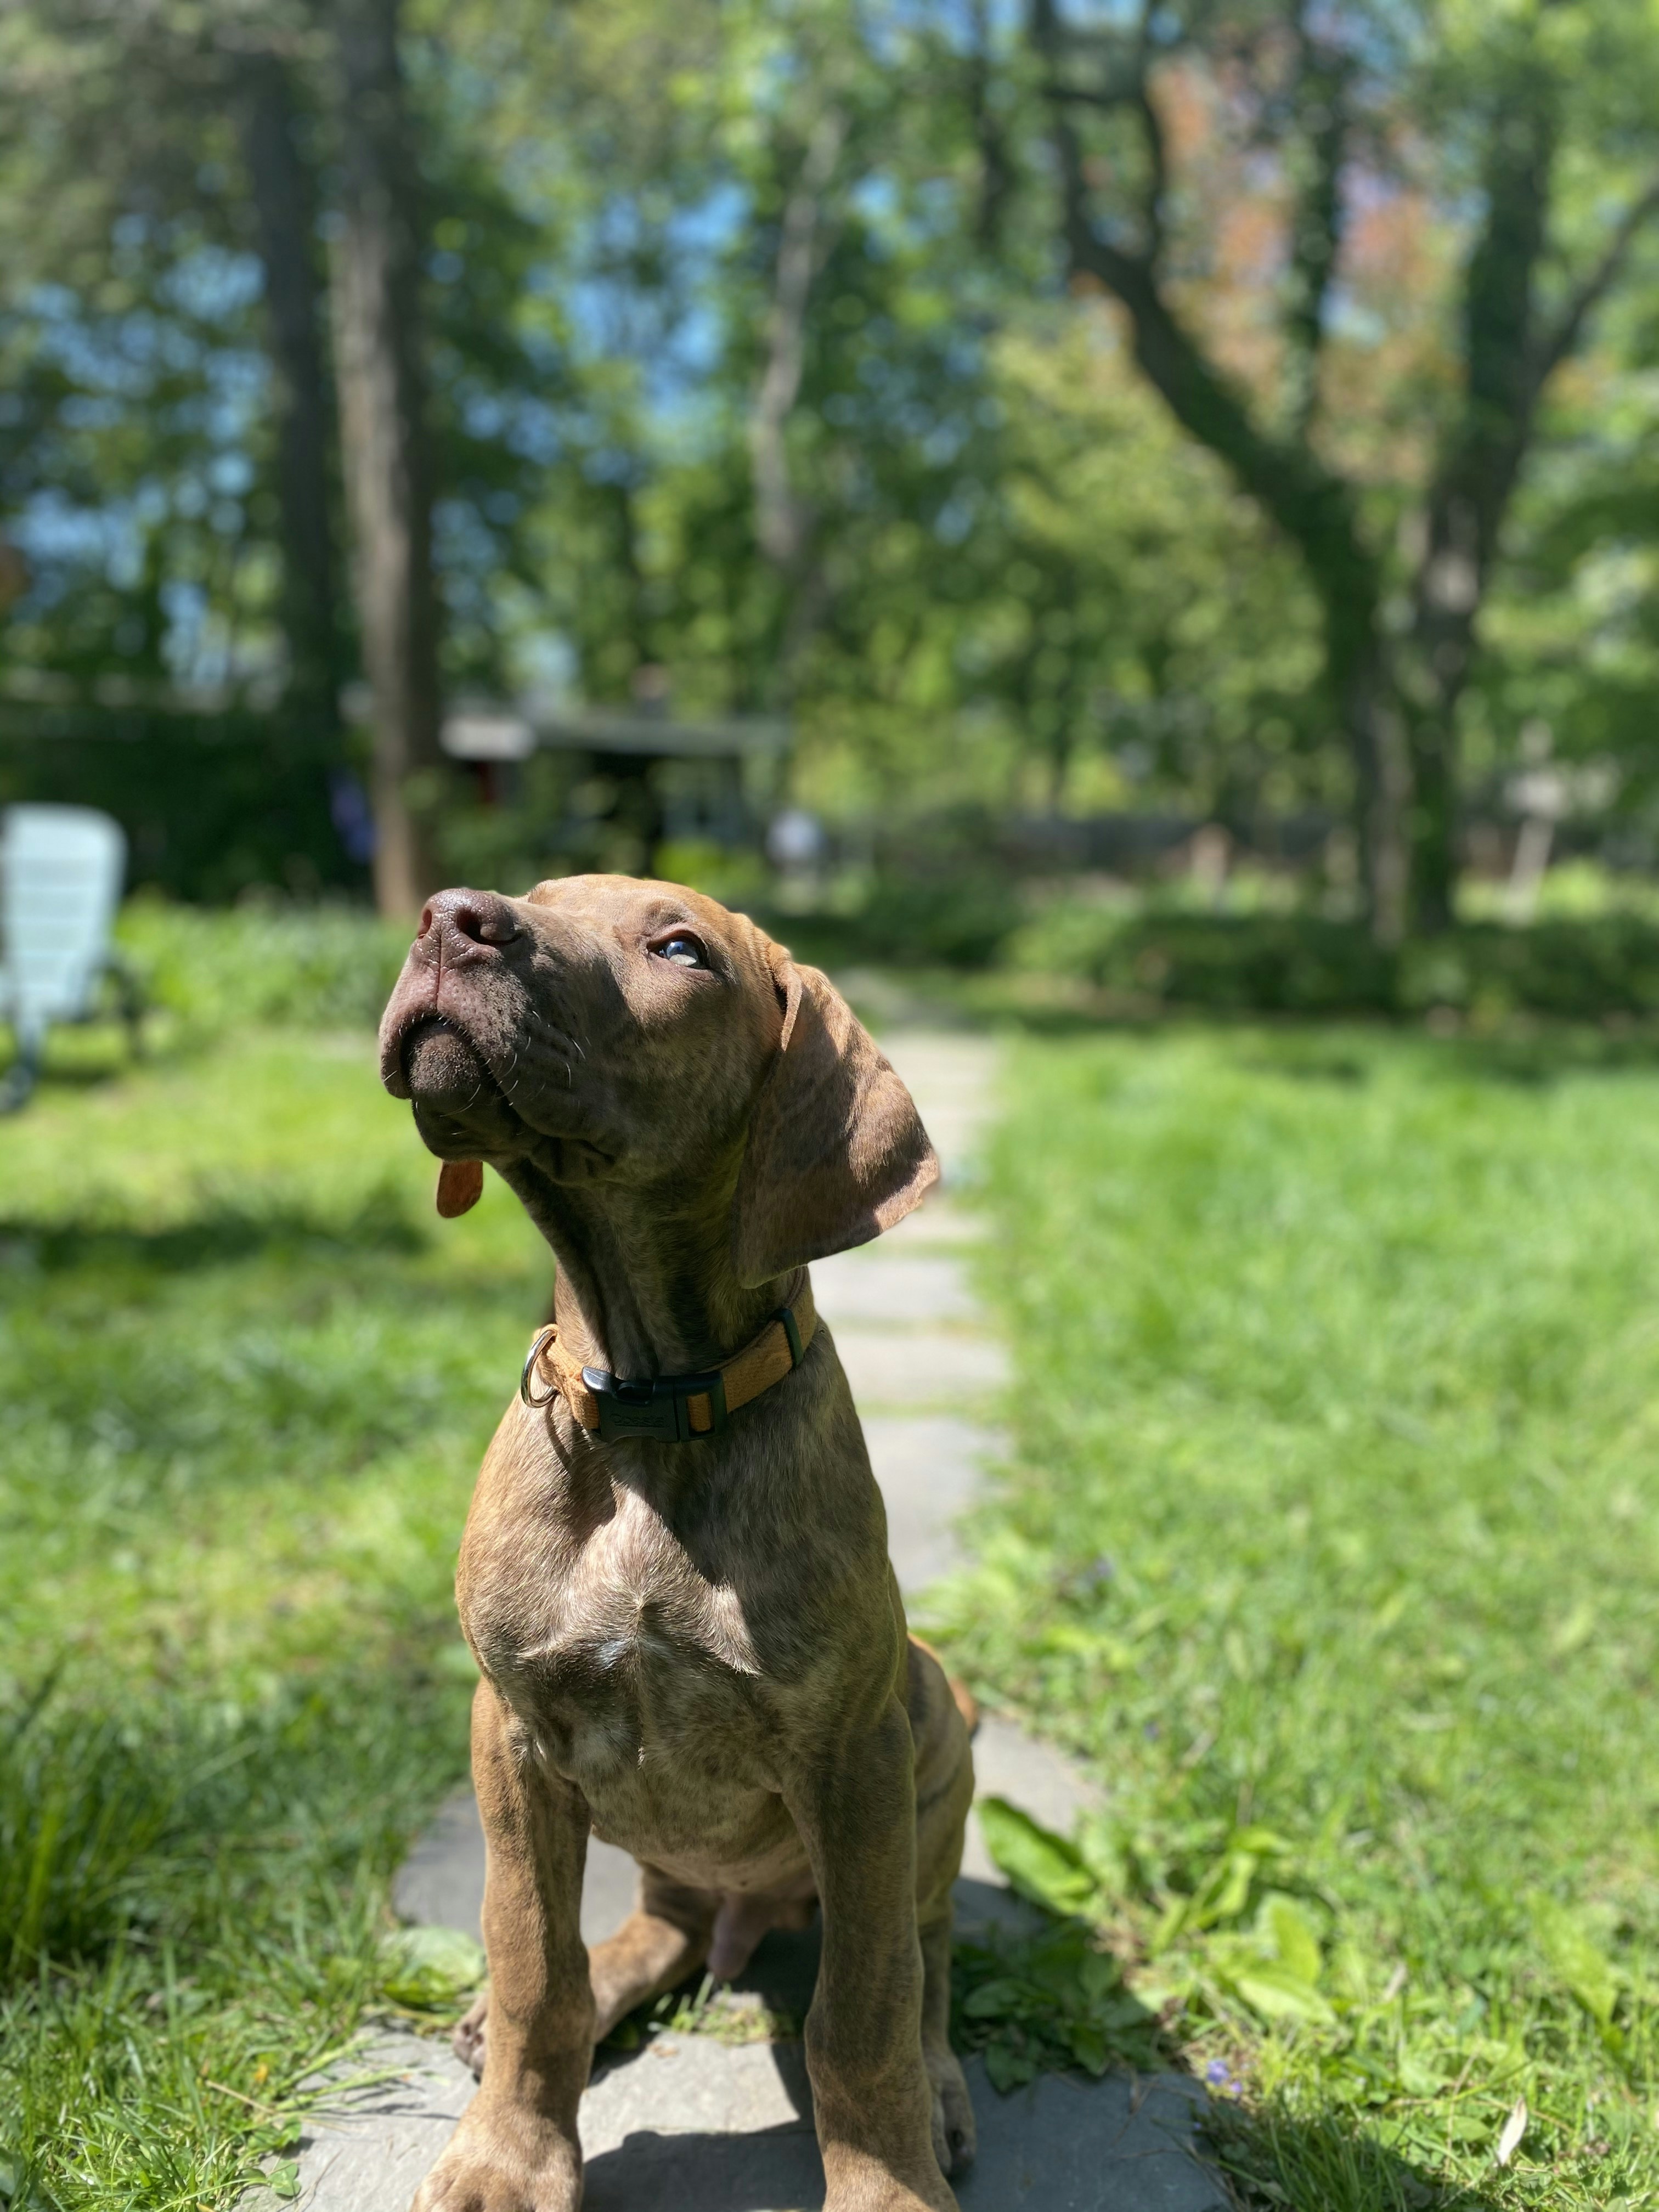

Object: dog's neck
[501,1155,787,1378]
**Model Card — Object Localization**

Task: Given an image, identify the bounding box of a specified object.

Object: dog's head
[378,874,938,1283]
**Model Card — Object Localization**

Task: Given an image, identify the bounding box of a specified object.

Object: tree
[330,0,445,917]
[238,41,344,731]
[1025,0,1659,937]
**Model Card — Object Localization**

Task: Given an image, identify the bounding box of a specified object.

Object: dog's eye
[653,932,708,969]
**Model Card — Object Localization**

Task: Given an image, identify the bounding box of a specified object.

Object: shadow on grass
[1,1656,469,1984]
[0,1190,426,1276]
[1203,2095,1509,2212]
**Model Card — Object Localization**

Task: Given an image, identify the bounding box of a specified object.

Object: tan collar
[520,1270,817,1444]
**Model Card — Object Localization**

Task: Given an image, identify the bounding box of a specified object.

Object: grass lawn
[927,1023,1659,2210]
[0,951,549,2208]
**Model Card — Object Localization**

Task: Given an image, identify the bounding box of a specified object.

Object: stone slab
[883,1198,986,1248]
[862,1414,998,1589]
[831,1328,1010,1411]
[256,2030,1226,2212]
[811,1251,984,1327]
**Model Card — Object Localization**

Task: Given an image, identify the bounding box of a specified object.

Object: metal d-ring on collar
[520,1325,561,1411]
[519,1325,731,1443]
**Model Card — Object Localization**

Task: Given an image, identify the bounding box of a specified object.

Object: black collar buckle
[579,1363,729,1444]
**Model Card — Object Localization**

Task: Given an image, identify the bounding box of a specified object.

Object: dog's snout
[422,887,520,951]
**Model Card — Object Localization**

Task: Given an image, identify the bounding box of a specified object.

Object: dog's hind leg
[453,1861,718,2078]
[589,1864,718,2039]
[919,1905,975,2177]
[909,1635,978,2177]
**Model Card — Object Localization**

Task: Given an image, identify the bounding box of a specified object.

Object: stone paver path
[275,1033,1225,2212]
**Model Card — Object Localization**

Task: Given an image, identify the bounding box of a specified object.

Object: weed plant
[922,1026,1659,2209]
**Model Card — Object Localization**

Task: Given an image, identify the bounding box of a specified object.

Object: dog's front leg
[413,1681,593,2212]
[786,1697,958,2212]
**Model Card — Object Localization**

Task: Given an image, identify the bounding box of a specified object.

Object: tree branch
[1531,172,1659,394]
[748,105,845,575]
[1032,0,1374,620]
[1132,77,1166,257]
[1282,3,1349,432]
[966,0,1014,251]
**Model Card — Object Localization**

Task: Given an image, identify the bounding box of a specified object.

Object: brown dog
[379,875,977,2212]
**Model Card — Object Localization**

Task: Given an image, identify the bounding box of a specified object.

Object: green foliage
[0,721,363,905]
[378,1926,487,2013]
[0,1668,469,2212]
[923,1025,1659,2208]
[851,865,1024,968]
[1013,904,1659,1019]
[114,896,410,1034]
[951,1917,1158,2091]
[975,1797,1102,1917]
[2,0,1659,903]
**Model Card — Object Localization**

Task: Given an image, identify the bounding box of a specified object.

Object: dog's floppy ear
[731,946,939,1286]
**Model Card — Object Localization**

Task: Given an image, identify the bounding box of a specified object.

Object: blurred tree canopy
[0,0,1655,932]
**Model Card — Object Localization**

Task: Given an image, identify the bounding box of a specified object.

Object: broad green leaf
[1228,1827,1293,1858]
[1223,1961,1336,2024]
[1152,1895,1193,1954]
[1529,1895,1618,2027]
[1258,1894,1323,1988]
[1079,1948,1121,2002]
[1191,1849,1257,1930]
[977,1797,1100,1917]
[1444,2107,1493,2145]
[380,1924,487,2010]
[984,2040,1037,2094]
[0,2157,54,2212]
[961,1978,1029,2019]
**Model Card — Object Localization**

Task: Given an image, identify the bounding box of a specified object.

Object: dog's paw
[409,2100,580,2212]
[927,2045,977,2176]
[453,1989,488,2080]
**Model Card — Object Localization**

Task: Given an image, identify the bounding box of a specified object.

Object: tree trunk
[1336,640,1412,949]
[239,51,343,729]
[748,108,844,710]
[329,0,444,918]
[1402,505,1482,934]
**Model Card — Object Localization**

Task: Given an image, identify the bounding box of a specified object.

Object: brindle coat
[378,875,976,2212]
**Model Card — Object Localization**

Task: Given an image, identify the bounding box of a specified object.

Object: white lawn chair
[0,804,139,1110]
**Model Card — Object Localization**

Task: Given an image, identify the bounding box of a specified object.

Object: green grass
[0,957,547,2208]
[10,904,1659,2208]
[923,1024,1659,2209]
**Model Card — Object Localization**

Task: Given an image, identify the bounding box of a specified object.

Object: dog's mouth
[388,1005,618,1198]
[400,1013,495,1118]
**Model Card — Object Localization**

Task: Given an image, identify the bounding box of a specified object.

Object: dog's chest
[467,1487,774,1796]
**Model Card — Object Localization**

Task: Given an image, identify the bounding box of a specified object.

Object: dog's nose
[418,888,520,950]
